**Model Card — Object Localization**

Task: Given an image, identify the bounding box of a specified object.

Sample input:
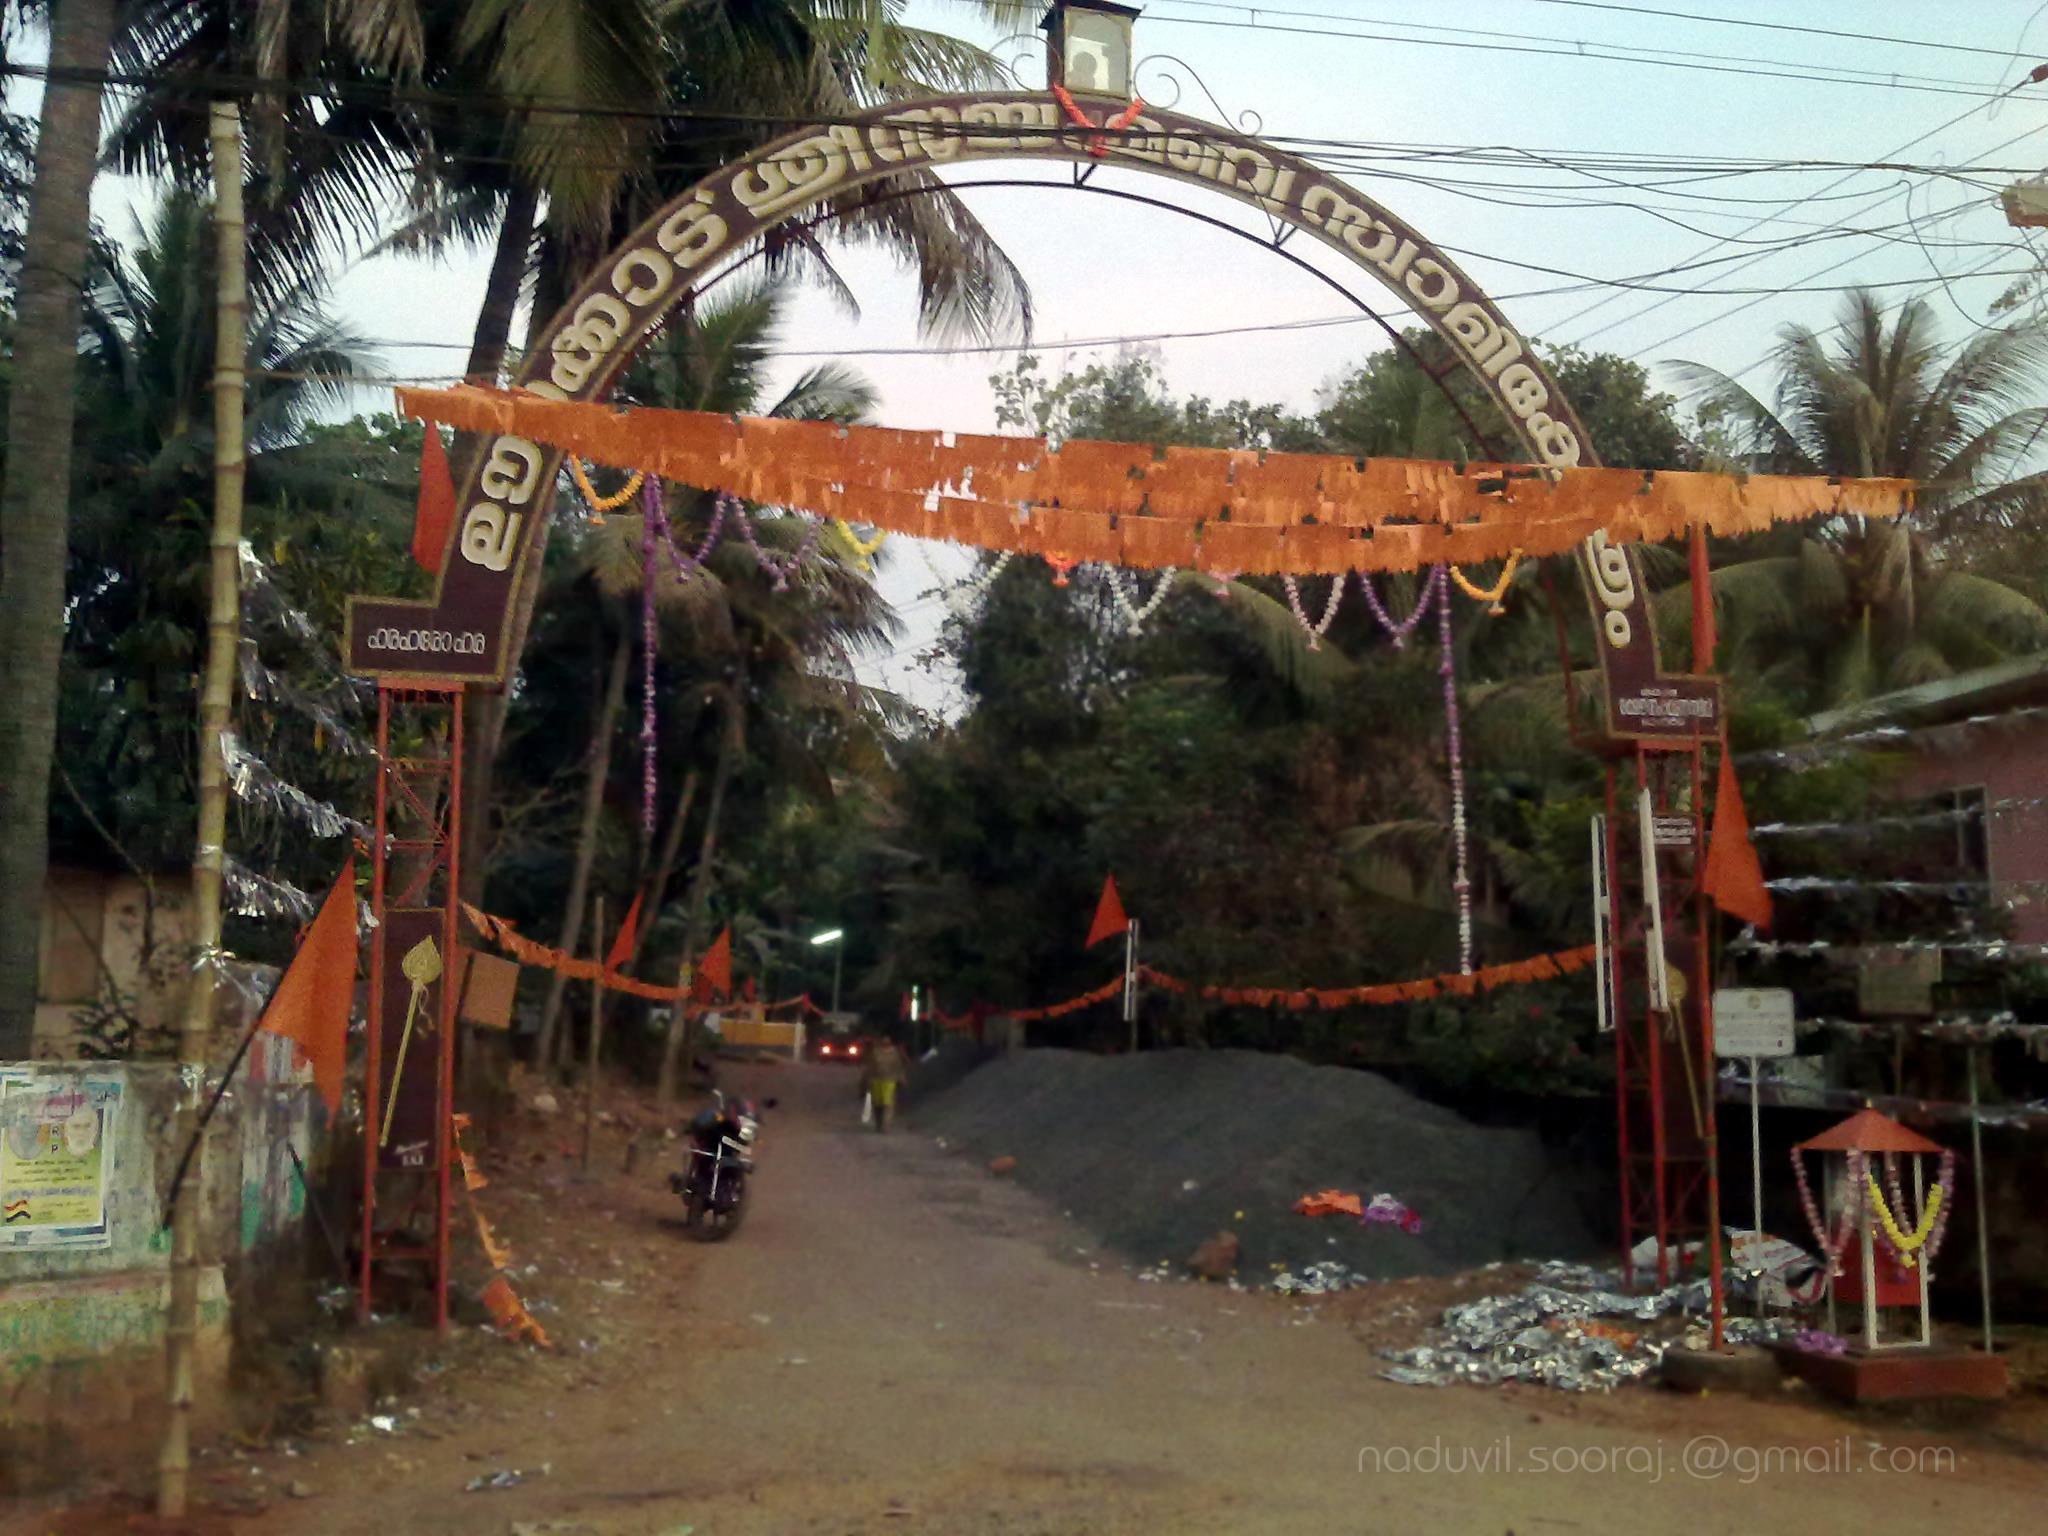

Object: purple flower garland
[640,480,659,837]
[728,496,825,590]
[645,478,726,580]
[1435,573,1474,975]
[1359,565,1444,649]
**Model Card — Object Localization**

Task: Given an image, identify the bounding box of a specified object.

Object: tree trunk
[452,184,546,909]
[0,0,117,1057]
[464,182,538,386]
[656,725,737,1106]
[533,628,631,1075]
[625,767,697,974]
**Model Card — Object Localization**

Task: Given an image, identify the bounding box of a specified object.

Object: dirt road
[26,1062,2047,1534]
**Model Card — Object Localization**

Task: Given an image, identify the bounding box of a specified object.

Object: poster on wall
[0,1075,121,1249]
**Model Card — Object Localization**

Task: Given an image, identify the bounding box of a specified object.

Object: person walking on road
[861,1037,908,1132]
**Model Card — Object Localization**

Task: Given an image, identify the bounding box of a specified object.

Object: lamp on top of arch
[1044,0,1141,99]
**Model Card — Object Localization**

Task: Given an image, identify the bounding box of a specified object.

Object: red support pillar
[360,684,464,1328]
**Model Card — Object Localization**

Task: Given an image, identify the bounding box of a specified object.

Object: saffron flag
[693,925,733,1002]
[256,860,359,1114]
[1702,755,1773,930]
[411,426,456,573]
[1086,875,1129,948]
[604,891,643,973]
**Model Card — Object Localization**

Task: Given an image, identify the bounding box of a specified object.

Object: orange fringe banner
[1139,944,1597,1010]
[396,385,1912,574]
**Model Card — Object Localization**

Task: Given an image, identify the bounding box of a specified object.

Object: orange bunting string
[1131,944,1597,1012]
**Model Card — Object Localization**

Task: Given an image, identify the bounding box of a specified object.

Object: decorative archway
[342,91,1768,1323]
[344,91,1714,738]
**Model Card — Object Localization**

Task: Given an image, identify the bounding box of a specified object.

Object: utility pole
[159,99,247,1522]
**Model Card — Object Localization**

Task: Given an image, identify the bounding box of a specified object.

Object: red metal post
[360,687,391,1323]
[1605,763,1633,1282]
[1693,736,1725,1348]
[1637,747,1672,1287]
[435,697,462,1331]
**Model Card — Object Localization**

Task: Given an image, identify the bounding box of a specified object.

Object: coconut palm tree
[519,275,898,1078]
[0,0,120,1056]
[1667,288,2048,708]
[50,191,398,887]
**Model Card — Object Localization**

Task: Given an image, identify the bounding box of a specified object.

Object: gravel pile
[913,1048,1596,1284]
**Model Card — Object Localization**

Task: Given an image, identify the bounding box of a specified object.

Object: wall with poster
[0,1057,328,1494]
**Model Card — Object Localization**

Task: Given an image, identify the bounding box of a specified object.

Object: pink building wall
[1894,719,2048,945]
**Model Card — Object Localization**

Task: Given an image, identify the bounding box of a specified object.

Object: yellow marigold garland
[569,457,646,519]
[1449,549,1523,614]
[834,519,887,569]
[1865,1173,1941,1267]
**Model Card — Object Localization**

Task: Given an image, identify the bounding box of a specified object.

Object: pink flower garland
[1792,1146,1866,1276]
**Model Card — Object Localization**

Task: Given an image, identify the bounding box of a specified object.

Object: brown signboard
[374,908,450,1172]
[344,91,1696,741]
[458,949,520,1031]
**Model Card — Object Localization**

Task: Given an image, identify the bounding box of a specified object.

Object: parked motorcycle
[668,1090,771,1241]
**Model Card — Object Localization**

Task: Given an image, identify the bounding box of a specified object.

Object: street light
[810,928,845,1018]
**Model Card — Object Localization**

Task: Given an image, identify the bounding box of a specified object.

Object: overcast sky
[36,1,2048,707]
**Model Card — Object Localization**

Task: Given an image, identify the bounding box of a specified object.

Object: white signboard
[1713,988,1796,1058]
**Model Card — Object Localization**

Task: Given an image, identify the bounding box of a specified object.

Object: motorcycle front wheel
[685,1188,746,1242]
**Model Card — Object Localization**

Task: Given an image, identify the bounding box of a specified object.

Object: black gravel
[911,1047,1597,1282]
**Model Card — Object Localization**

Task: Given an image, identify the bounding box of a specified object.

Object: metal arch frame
[341,91,1722,1322]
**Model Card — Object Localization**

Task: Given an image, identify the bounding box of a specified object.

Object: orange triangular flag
[411,425,456,573]
[604,891,643,973]
[1703,754,1773,930]
[256,860,359,1115]
[1086,875,1129,949]
[693,925,732,1002]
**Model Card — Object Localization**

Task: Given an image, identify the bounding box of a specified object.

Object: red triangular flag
[604,891,643,973]
[1085,875,1129,948]
[1703,755,1773,930]
[256,860,359,1115]
[411,425,456,573]
[692,926,733,1002]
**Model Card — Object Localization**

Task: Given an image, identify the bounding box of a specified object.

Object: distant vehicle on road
[813,1032,865,1064]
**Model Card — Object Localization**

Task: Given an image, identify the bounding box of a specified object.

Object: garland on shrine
[1791,1146,1865,1277]
[1869,1150,1957,1268]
